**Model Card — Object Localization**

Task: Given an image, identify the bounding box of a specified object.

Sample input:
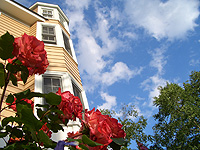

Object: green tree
[100,104,150,150]
[151,71,200,149]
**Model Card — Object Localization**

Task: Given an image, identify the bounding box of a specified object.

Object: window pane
[62,31,72,55]
[49,28,54,34]
[49,36,54,41]
[44,86,52,94]
[42,35,48,40]
[53,87,60,93]
[52,78,60,86]
[48,11,52,15]
[44,78,51,86]
[72,83,81,98]
[43,10,47,14]
[43,27,48,34]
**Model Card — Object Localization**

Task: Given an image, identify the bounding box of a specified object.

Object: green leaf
[45,92,61,105]
[48,122,64,132]
[67,137,83,144]
[109,141,121,150]
[20,65,29,84]
[17,104,42,131]
[49,107,63,114]
[9,73,17,86]
[14,89,31,100]
[48,113,59,121]
[0,32,14,60]
[2,116,16,126]
[6,63,19,73]
[6,125,12,132]
[12,127,23,138]
[6,94,14,104]
[111,138,127,146]
[37,130,55,148]
[0,63,5,87]
[79,144,89,150]
[35,104,49,109]
[82,135,103,147]
[37,108,45,119]
[28,92,44,99]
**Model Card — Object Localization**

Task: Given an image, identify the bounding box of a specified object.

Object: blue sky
[17,0,200,148]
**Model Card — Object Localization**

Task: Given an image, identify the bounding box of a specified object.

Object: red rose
[10,33,49,75]
[82,108,126,149]
[83,108,113,149]
[108,117,126,138]
[6,98,34,111]
[56,88,83,122]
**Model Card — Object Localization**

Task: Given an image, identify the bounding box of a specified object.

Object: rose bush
[0,32,127,150]
[67,108,126,150]
[6,97,34,111]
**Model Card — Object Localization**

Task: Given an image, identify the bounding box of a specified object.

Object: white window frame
[34,71,89,111]
[42,25,56,44]
[43,75,62,94]
[42,8,54,18]
[62,30,72,56]
[59,13,65,27]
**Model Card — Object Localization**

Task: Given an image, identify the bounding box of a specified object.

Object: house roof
[0,0,47,26]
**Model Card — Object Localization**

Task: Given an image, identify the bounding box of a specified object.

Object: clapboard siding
[30,22,37,36]
[0,13,29,37]
[45,46,82,85]
[24,75,35,91]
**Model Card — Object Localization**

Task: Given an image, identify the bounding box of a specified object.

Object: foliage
[100,104,150,150]
[151,71,200,149]
[0,32,127,150]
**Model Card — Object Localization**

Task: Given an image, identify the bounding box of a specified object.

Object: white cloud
[132,95,145,101]
[102,62,143,86]
[189,59,200,66]
[141,75,167,107]
[63,0,140,92]
[64,0,90,10]
[141,47,168,107]
[97,92,117,110]
[149,47,167,74]
[124,0,200,40]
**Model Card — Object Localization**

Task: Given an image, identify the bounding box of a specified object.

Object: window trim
[62,30,72,56]
[42,25,57,44]
[42,8,54,18]
[42,75,62,94]
[59,13,65,27]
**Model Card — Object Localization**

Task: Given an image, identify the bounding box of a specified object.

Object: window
[42,9,53,18]
[62,31,72,56]
[59,13,65,27]
[43,76,62,94]
[72,82,82,100]
[42,26,56,44]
